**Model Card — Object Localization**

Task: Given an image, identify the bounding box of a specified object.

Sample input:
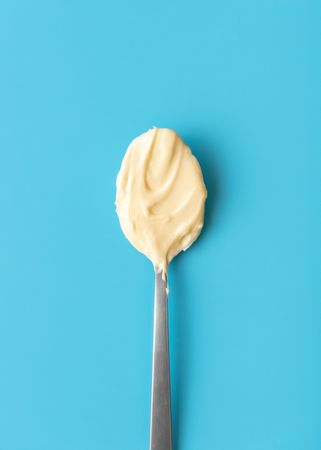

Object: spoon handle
[149,270,172,450]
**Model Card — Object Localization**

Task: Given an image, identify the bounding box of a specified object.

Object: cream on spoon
[116,128,207,277]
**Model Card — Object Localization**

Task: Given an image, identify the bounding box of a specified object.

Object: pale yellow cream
[115,128,207,276]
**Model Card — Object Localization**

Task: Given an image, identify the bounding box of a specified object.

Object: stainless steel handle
[149,270,172,450]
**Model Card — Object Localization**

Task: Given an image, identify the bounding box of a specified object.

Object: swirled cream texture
[116,128,207,276]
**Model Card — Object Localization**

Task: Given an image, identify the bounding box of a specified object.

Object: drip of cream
[115,128,207,276]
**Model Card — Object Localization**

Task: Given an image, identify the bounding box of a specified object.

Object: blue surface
[1,1,321,449]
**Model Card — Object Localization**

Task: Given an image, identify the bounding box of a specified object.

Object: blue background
[1,1,321,449]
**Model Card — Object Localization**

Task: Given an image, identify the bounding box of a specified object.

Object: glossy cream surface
[116,128,207,275]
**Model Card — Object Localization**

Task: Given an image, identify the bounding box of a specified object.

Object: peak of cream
[115,128,207,276]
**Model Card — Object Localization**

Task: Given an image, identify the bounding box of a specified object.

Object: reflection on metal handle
[149,270,172,450]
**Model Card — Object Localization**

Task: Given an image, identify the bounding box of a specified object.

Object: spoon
[115,128,207,450]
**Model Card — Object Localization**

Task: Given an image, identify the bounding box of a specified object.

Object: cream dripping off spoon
[116,128,207,450]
